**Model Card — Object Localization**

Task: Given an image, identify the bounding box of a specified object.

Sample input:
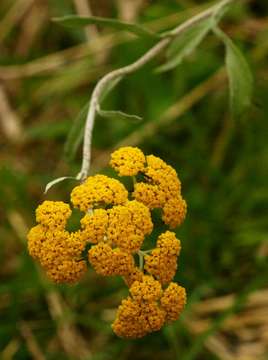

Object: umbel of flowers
[27,146,187,338]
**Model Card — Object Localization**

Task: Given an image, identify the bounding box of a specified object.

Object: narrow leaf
[44,177,77,194]
[156,18,213,73]
[215,28,253,117]
[98,109,142,122]
[64,102,88,161]
[53,15,159,39]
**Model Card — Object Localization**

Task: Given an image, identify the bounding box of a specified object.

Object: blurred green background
[0,0,268,359]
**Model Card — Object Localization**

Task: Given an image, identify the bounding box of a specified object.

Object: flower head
[145,155,181,195]
[107,200,153,253]
[80,209,108,243]
[28,224,47,260]
[145,231,181,284]
[129,275,162,302]
[87,242,114,276]
[27,226,87,284]
[133,182,165,209]
[112,297,149,338]
[112,278,187,338]
[46,259,87,284]
[110,146,145,176]
[156,231,181,256]
[112,296,165,339]
[162,196,187,228]
[88,242,134,276]
[160,282,186,322]
[123,267,144,287]
[36,201,71,229]
[71,174,128,212]
[142,302,166,332]
[132,154,186,228]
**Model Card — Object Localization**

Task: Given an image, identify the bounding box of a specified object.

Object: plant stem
[77,0,234,181]
[138,251,144,270]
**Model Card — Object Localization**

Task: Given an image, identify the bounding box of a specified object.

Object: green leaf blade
[44,176,77,194]
[98,109,142,122]
[215,28,254,117]
[225,39,253,117]
[156,18,213,73]
[53,15,160,39]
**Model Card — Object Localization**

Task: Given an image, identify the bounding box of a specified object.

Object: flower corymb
[27,146,187,338]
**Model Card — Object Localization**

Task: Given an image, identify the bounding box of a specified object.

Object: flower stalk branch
[77,0,234,181]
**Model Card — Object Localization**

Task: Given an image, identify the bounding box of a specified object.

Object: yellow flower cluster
[145,231,181,284]
[110,146,145,176]
[132,153,187,228]
[112,275,186,338]
[107,200,153,253]
[71,174,128,212]
[80,209,108,244]
[112,296,166,339]
[123,267,144,287]
[35,200,71,229]
[162,196,187,228]
[28,146,187,338]
[129,274,162,302]
[161,282,187,322]
[88,243,134,276]
[28,202,87,284]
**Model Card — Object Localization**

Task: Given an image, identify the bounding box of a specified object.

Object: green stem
[138,251,144,270]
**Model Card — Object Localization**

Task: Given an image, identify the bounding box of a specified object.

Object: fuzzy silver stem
[77,0,234,181]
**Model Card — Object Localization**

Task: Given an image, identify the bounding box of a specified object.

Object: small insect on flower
[27,146,187,338]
